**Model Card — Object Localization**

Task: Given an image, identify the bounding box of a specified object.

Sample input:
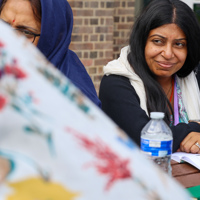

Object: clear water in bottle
[140,112,173,175]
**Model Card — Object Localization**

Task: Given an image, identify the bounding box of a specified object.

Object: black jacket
[99,74,200,152]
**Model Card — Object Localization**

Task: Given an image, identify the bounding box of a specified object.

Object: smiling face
[0,0,41,46]
[145,23,187,82]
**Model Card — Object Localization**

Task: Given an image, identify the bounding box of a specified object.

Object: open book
[172,152,200,170]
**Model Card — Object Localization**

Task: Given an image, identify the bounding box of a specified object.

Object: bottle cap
[150,112,165,119]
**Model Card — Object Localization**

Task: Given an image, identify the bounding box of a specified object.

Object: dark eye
[20,30,34,38]
[15,29,35,38]
[152,39,164,45]
[175,42,186,48]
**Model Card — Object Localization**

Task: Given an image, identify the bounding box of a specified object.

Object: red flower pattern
[4,65,27,79]
[66,127,132,190]
[0,95,7,110]
[0,41,4,48]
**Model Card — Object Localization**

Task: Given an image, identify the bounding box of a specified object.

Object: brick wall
[68,0,135,94]
[113,1,135,59]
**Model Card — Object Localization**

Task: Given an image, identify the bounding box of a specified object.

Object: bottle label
[141,138,172,157]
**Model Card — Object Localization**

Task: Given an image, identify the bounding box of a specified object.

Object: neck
[157,76,173,94]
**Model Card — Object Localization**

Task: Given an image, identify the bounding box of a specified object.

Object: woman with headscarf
[0,0,101,107]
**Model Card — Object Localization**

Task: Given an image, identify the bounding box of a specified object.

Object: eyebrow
[149,34,187,41]
[15,25,40,33]
[0,19,40,33]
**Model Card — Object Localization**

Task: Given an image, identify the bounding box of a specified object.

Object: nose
[161,44,174,59]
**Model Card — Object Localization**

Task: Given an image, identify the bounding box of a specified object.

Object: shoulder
[99,74,140,103]
[99,74,148,146]
[100,74,131,89]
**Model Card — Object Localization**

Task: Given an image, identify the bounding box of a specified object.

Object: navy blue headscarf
[0,0,101,107]
[38,0,101,107]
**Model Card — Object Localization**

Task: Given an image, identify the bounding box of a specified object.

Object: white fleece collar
[104,46,200,120]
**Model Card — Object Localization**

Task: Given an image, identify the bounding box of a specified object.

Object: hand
[180,132,200,154]
[0,157,10,183]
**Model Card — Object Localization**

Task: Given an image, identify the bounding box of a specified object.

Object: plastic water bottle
[140,112,173,175]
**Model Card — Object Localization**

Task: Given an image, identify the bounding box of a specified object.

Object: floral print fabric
[170,77,189,126]
[0,22,191,200]
[176,79,189,123]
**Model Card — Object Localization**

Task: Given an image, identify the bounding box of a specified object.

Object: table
[172,160,200,199]
[172,160,200,188]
